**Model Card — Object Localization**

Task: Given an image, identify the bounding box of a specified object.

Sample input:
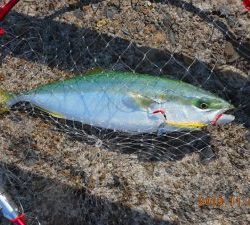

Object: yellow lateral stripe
[165,120,206,128]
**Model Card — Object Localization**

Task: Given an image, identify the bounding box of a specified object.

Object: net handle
[243,0,250,10]
[0,0,20,36]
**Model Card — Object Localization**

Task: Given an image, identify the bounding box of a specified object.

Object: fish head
[190,96,235,126]
[161,94,235,129]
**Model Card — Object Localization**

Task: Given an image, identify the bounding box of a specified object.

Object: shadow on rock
[0,162,176,225]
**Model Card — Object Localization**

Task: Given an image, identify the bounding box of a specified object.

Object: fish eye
[193,99,210,110]
[200,102,208,109]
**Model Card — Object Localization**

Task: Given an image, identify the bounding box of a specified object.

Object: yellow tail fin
[0,89,13,113]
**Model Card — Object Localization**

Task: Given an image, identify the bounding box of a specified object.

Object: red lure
[210,113,223,126]
[153,109,167,119]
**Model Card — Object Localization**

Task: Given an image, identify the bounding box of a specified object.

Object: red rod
[0,0,20,21]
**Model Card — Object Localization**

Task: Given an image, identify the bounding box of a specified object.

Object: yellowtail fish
[0,69,234,134]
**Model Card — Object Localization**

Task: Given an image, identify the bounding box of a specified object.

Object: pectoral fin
[123,92,167,111]
[128,92,157,108]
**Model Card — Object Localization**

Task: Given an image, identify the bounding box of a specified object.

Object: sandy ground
[0,0,250,225]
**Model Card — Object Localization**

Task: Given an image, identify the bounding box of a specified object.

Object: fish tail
[0,89,14,113]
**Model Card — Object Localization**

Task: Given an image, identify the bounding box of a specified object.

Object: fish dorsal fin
[84,67,105,76]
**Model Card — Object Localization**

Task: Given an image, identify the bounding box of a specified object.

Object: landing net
[0,1,249,224]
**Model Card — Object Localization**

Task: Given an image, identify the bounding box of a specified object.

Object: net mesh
[0,0,250,224]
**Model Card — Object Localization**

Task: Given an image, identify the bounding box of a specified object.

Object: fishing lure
[0,187,26,225]
[0,69,235,134]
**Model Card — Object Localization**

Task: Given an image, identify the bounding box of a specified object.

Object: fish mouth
[211,108,235,126]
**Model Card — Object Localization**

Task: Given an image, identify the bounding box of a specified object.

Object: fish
[0,69,235,134]
[0,187,27,225]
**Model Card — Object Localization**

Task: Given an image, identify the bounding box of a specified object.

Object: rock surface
[0,0,249,225]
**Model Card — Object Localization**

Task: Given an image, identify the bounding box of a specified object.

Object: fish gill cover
[0,0,249,225]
